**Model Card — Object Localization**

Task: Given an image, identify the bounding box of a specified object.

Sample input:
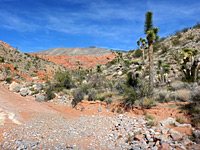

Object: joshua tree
[137,37,147,65]
[144,11,159,92]
[181,48,199,82]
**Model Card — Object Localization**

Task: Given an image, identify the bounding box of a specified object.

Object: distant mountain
[30,47,112,56]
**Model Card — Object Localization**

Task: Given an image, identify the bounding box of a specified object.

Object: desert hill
[30,46,115,69]
[31,47,112,56]
[0,41,67,81]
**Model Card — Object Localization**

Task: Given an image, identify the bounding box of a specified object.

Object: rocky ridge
[30,47,112,56]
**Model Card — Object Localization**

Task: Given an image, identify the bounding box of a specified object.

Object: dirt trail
[0,84,59,125]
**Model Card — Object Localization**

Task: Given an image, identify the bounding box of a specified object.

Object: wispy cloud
[0,0,200,51]
[0,11,40,32]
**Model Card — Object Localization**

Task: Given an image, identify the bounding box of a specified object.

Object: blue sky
[0,0,200,53]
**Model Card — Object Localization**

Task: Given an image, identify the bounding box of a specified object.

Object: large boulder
[20,88,31,97]
[160,117,177,126]
[9,81,22,93]
[33,83,43,90]
[35,94,46,102]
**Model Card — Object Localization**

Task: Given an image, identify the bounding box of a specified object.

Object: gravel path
[0,113,128,150]
[1,112,199,150]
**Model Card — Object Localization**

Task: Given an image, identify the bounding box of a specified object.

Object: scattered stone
[20,88,31,97]
[171,133,183,141]
[160,117,176,126]
[158,142,169,150]
[9,81,22,93]
[35,94,46,102]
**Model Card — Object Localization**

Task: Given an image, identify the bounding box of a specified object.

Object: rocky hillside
[0,41,66,81]
[31,47,112,56]
[35,54,115,69]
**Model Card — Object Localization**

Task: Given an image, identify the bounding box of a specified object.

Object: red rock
[171,133,182,141]
[35,54,115,70]
[181,139,191,145]
[158,142,170,150]
[134,134,143,141]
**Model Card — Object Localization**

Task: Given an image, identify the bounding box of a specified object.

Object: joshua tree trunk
[142,48,145,65]
[148,42,153,91]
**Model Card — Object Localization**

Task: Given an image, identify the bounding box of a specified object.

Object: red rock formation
[35,54,115,70]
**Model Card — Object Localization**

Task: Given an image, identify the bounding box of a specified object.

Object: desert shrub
[196,37,200,43]
[72,89,84,107]
[172,38,181,46]
[161,44,170,54]
[175,31,182,39]
[0,56,5,63]
[176,118,185,124]
[133,49,142,58]
[147,120,158,126]
[97,64,102,72]
[136,65,142,71]
[182,27,189,33]
[193,22,200,29]
[88,90,96,101]
[80,83,93,95]
[123,86,138,109]
[170,80,186,91]
[191,87,200,101]
[157,89,169,102]
[45,87,55,100]
[124,60,131,66]
[163,64,170,73]
[122,68,128,74]
[14,66,18,71]
[145,114,155,120]
[116,108,123,114]
[6,77,13,84]
[107,58,117,67]
[153,42,160,52]
[95,92,113,101]
[142,97,156,108]
[54,71,74,91]
[175,89,191,102]
[186,34,194,40]
[144,114,158,126]
[181,103,200,127]
[123,73,149,109]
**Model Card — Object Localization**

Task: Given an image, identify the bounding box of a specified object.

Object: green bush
[88,90,96,101]
[80,83,93,95]
[0,56,5,63]
[133,49,142,58]
[54,71,74,90]
[6,77,13,84]
[172,38,181,46]
[142,97,156,108]
[45,87,55,100]
[97,64,102,73]
[147,120,158,126]
[161,44,169,54]
[95,92,113,101]
[72,89,84,107]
